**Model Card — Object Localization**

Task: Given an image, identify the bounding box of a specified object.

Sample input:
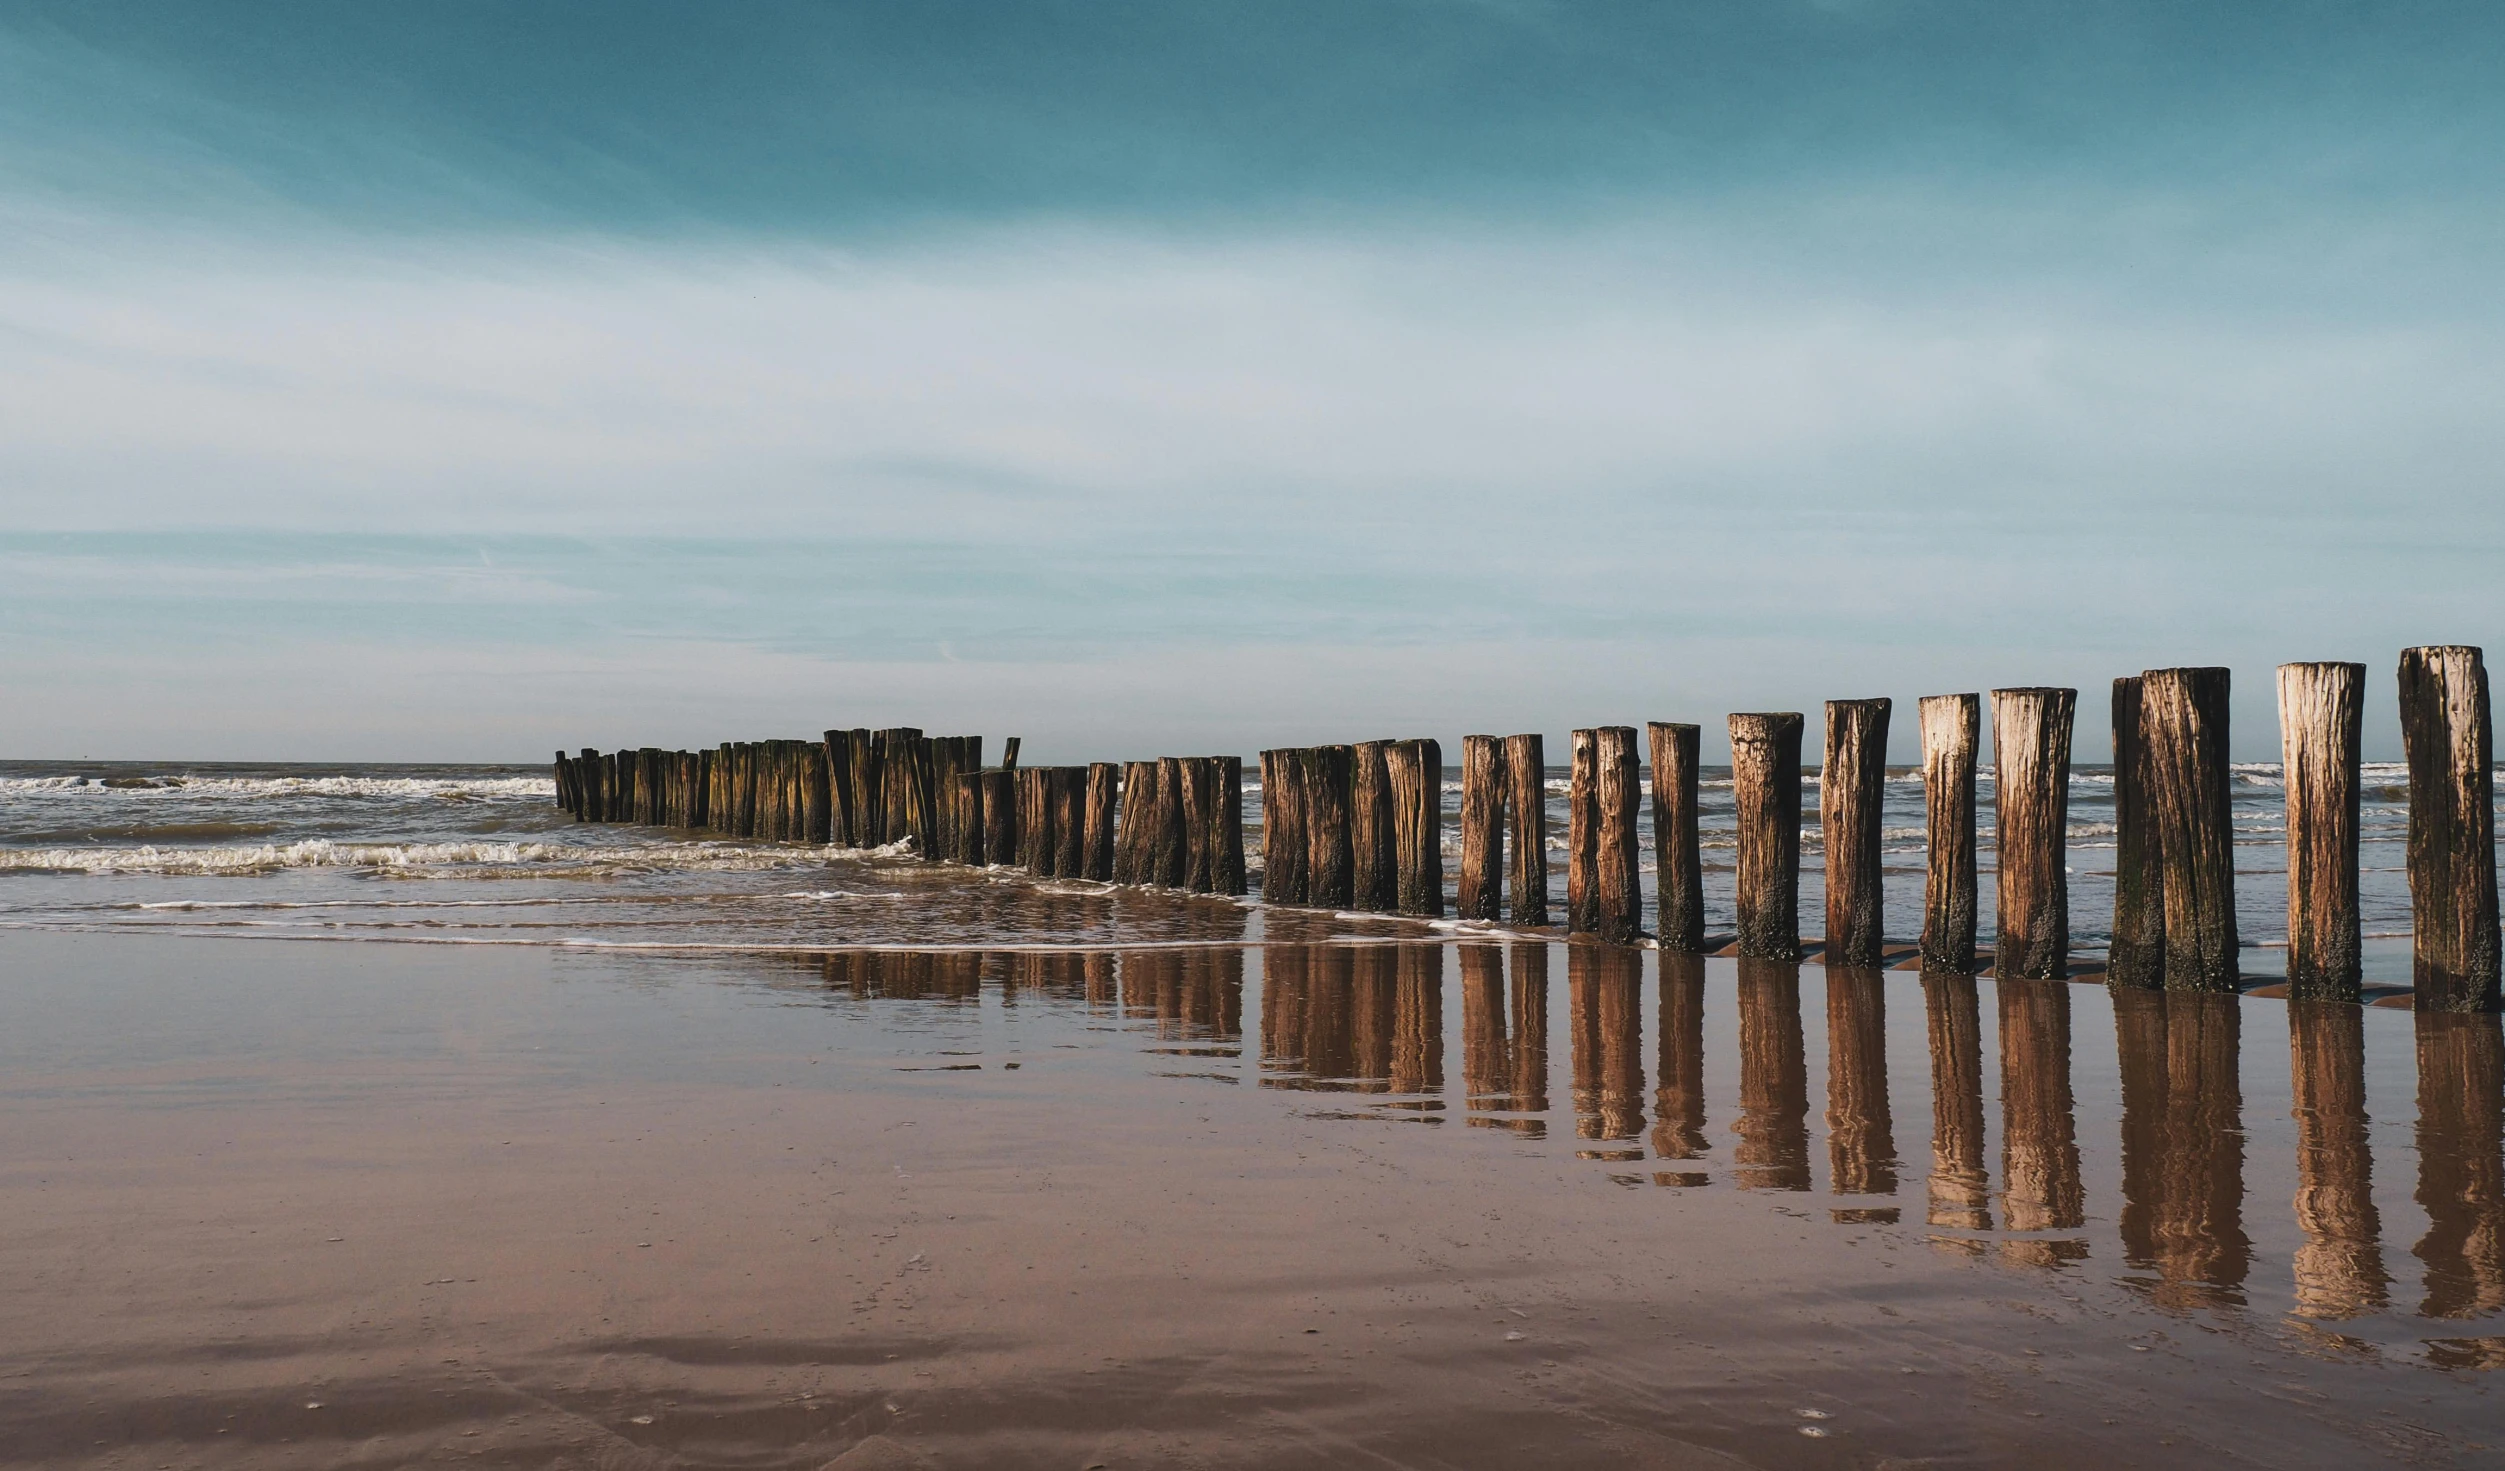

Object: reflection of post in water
[1923,972,1991,1231]
[1084,952,1116,1009]
[1259,945,1311,1077]
[1653,952,1709,1163]
[1392,946,1445,1097]
[1997,978,2084,1263]
[1734,958,1811,1190]
[1826,967,1899,1218]
[1305,947,1359,1086]
[2117,988,2251,1307]
[1349,946,1398,1092]
[2288,999,2388,1318]
[1462,943,1507,1106]
[1511,942,1551,1132]
[821,950,982,1001]
[1569,945,1644,1142]
[2414,1011,2505,1318]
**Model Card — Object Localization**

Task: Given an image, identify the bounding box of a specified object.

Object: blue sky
[2,2,2500,761]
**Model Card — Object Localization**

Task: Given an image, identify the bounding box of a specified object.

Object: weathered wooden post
[1017,766,1052,874]
[1821,699,1891,966]
[1181,757,1216,892]
[1112,760,1155,884]
[2143,667,2237,990]
[929,738,964,859]
[1351,741,1396,911]
[2399,645,2500,1012]
[1991,687,2076,980]
[1730,713,1805,960]
[1503,733,1548,927]
[1052,767,1086,877]
[578,749,604,821]
[1591,727,1641,943]
[2107,678,2162,987]
[2280,662,2365,1001]
[981,768,1018,865]
[823,731,853,845]
[1084,762,1118,880]
[1307,745,1354,908]
[805,742,832,843]
[735,743,759,838]
[847,729,882,843]
[552,752,573,815]
[1567,729,1599,934]
[954,772,984,863]
[1214,755,1248,896]
[1260,750,1309,904]
[1389,738,1445,918]
[1152,756,1187,887]
[1457,735,1506,922]
[1918,694,1979,972]
[1646,722,1704,953]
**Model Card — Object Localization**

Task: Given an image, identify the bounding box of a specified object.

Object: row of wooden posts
[550,646,2500,1015]
[553,731,1255,895]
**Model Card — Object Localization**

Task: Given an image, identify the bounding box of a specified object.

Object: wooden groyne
[554,643,2505,1013]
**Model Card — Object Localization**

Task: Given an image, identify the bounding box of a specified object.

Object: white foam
[0,837,907,876]
[0,774,555,800]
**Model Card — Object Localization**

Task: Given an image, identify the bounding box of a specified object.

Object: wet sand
[3,929,2500,1468]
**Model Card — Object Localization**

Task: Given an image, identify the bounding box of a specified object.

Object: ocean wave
[0,774,555,800]
[0,836,913,876]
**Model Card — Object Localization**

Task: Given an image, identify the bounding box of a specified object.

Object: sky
[3,1,2501,762]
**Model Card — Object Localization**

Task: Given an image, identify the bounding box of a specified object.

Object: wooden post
[1593,727,1641,944]
[1503,733,1548,927]
[1213,756,1248,896]
[2400,646,2500,1013]
[1730,713,1805,961]
[1052,767,1085,878]
[1153,756,1188,887]
[1084,762,1118,880]
[578,749,603,821]
[848,729,881,843]
[1350,741,1396,912]
[1389,738,1445,918]
[1307,745,1354,908]
[552,752,573,816]
[1017,766,1052,874]
[1113,760,1156,884]
[2143,668,2237,991]
[2280,662,2365,1001]
[1181,758,1216,893]
[1457,735,1505,922]
[1991,687,2076,981]
[1917,694,1978,973]
[954,773,984,864]
[735,743,759,838]
[1646,723,1704,953]
[824,731,854,846]
[805,742,832,843]
[1821,699,1891,967]
[1260,750,1309,905]
[981,768,1018,866]
[929,737,963,859]
[2108,678,2163,988]
[1567,729,1598,934]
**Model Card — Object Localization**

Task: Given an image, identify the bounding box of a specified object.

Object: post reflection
[2413,1011,2505,1318]
[1393,947,1445,1100]
[1569,945,1645,1149]
[1826,967,1899,1222]
[1998,978,2085,1265]
[1257,944,1438,1102]
[1923,972,1991,1232]
[2288,1000,2388,1319]
[2117,988,2251,1307]
[819,950,983,1000]
[1652,952,1710,1173]
[1459,942,1545,1133]
[1734,958,1811,1191]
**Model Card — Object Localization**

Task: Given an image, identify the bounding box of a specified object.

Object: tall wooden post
[847,729,881,843]
[1458,735,1506,922]
[1053,767,1086,878]
[1567,728,1599,935]
[1113,760,1156,884]
[1017,766,1052,874]
[1154,756,1188,887]
[1083,762,1118,881]
[1991,687,2076,981]
[1307,745,1354,908]
[1261,750,1309,905]
[1730,713,1805,961]
[805,742,832,844]
[1389,738,1444,918]
[1503,733,1548,927]
[823,731,854,846]
[2400,645,2500,1012]
[955,773,984,865]
[578,749,603,822]
[1646,722,1704,953]
[1821,699,1891,967]
[1918,694,1978,972]
[1583,727,1639,943]
[2280,662,2365,1001]
[981,769,1018,866]
[2108,678,2163,988]
[2143,667,2237,990]
[1181,757,1216,893]
[1351,741,1396,911]
[1213,756,1248,896]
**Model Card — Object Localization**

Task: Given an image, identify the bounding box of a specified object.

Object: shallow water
[4,929,2500,1468]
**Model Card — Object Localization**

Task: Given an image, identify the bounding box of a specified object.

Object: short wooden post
[1181,758,1216,892]
[1213,756,1247,896]
[578,749,603,821]
[2280,662,2365,1001]
[1017,766,1052,874]
[2108,678,2163,988]
[805,742,832,844]
[955,773,984,864]
[1002,737,1021,770]
[1154,756,1188,887]
[929,738,964,859]
[1821,699,1891,967]
[735,743,759,838]
[1991,687,2076,981]
[1053,767,1085,877]
[1260,750,1309,904]
[1567,729,1598,933]
[1389,738,1445,918]
[1350,741,1396,911]
[552,752,573,815]
[1917,694,1978,972]
[1457,735,1505,922]
[1646,723,1703,953]
[1593,726,1641,943]
[1113,760,1156,883]
[1307,745,1354,908]
[1730,713,1805,961]
[2399,645,2500,1012]
[847,729,881,843]
[1084,762,1118,880]
[2143,668,2236,990]
[1503,733,1549,927]
[981,768,1017,865]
